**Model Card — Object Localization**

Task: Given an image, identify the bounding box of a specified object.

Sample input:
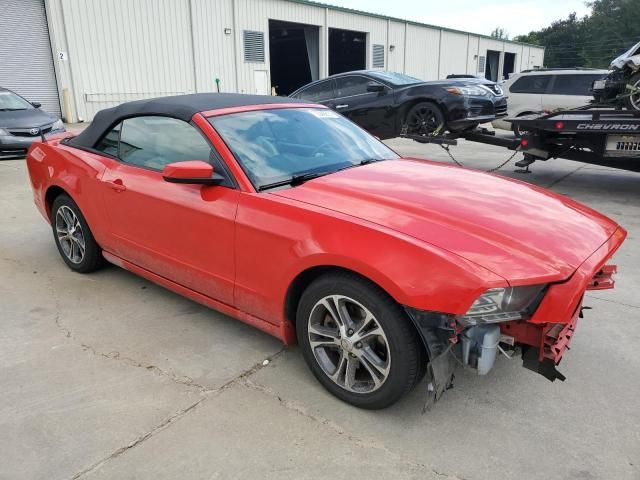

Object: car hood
[0,108,57,129]
[403,78,503,96]
[272,159,619,284]
[610,40,640,70]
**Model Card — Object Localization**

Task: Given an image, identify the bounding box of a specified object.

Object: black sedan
[0,87,65,159]
[290,71,507,140]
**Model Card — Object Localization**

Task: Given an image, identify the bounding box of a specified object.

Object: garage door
[0,0,61,118]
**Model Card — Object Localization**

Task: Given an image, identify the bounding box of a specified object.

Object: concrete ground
[1,134,639,480]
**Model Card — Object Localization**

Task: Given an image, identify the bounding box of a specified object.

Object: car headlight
[446,86,490,97]
[458,285,546,325]
[0,128,9,136]
[52,119,65,131]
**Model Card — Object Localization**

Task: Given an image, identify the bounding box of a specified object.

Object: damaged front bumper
[404,227,626,406]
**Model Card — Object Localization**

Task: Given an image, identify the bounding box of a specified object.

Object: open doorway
[329,28,366,75]
[485,50,501,82]
[503,52,516,80]
[269,20,319,96]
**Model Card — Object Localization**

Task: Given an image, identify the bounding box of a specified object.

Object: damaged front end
[404,261,620,409]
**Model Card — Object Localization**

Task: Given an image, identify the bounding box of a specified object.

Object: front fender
[233,192,506,329]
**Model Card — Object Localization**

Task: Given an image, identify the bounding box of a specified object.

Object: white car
[493,69,608,135]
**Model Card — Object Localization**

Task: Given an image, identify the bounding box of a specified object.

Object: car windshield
[209,108,399,190]
[0,90,33,111]
[368,71,422,85]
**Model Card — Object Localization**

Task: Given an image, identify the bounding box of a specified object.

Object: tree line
[509,0,639,68]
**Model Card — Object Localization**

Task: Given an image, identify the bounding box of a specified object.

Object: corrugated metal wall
[44,0,545,122]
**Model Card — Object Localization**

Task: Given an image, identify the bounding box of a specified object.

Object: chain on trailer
[437,143,522,173]
[402,120,525,174]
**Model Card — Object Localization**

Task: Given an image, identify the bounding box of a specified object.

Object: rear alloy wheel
[297,273,423,409]
[51,194,104,273]
[405,102,445,136]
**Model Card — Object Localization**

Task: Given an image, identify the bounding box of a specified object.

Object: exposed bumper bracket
[522,347,566,382]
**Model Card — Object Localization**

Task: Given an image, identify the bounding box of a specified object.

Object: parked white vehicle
[493,68,608,135]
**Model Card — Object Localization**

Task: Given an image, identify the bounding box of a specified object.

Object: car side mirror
[31,102,41,108]
[162,161,223,185]
[366,83,386,94]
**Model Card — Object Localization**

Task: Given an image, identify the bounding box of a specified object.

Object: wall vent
[243,30,265,63]
[478,55,486,73]
[372,44,385,69]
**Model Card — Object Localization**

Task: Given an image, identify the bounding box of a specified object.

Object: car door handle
[104,179,126,192]
[335,104,349,109]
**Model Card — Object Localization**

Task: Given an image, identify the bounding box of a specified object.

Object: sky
[323,0,592,38]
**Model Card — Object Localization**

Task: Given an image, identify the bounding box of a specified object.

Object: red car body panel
[25,104,626,359]
[273,158,618,285]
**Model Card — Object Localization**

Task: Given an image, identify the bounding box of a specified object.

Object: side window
[94,122,121,157]
[118,116,212,171]
[297,80,334,102]
[509,75,551,94]
[550,74,605,96]
[335,76,371,97]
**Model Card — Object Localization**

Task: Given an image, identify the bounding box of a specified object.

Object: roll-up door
[0,0,61,117]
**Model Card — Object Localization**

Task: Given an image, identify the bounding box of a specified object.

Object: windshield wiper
[0,108,27,111]
[258,171,330,191]
[257,159,387,192]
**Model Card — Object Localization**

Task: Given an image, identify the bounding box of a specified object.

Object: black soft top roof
[69,93,309,148]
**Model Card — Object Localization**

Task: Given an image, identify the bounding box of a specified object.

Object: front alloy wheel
[405,101,445,136]
[625,73,640,111]
[308,295,390,393]
[297,273,424,409]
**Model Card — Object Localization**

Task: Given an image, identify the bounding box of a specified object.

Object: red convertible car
[26,93,625,409]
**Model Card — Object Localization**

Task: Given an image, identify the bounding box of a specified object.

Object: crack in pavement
[70,347,286,479]
[545,164,587,189]
[46,271,213,393]
[585,294,640,310]
[242,377,467,480]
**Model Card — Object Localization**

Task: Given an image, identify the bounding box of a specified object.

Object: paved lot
[1,134,639,480]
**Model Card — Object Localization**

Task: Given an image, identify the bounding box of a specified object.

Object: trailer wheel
[623,72,640,111]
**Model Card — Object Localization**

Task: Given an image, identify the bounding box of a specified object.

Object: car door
[293,78,336,106]
[542,74,606,110]
[331,75,395,138]
[507,74,549,115]
[94,115,238,305]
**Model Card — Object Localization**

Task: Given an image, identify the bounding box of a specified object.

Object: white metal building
[1,0,545,122]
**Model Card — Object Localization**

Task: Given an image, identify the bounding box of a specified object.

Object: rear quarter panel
[26,140,110,245]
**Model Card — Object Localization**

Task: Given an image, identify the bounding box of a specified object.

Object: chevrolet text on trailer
[26,93,626,409]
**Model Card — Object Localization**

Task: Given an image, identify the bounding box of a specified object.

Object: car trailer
[402,106,640,173]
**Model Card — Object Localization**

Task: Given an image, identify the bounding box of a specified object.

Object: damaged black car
[290,70,508,139]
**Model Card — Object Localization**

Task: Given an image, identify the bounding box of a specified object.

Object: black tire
[405,101,446,136]
[296,272,424,409]
[623,72,640,111]
[51,194,104,273]
[512,113,533,138]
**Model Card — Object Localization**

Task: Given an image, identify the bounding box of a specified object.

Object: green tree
[582,0,640,67]
[514,0,640,68]
[490,27,509,40]
[515,13,586,68]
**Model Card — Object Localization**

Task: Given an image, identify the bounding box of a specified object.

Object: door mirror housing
[31,102,41,108]
[366,83,386,94]
[162,161,223,185]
